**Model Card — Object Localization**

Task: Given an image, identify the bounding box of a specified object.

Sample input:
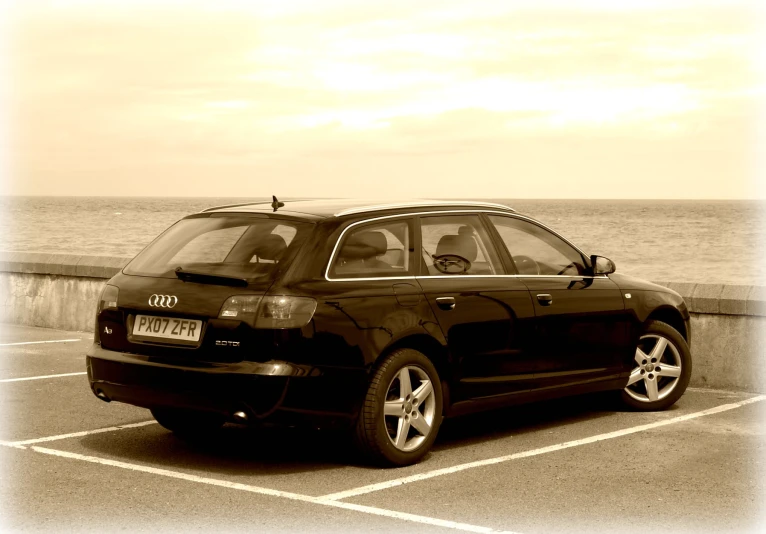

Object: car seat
[337,231,390,273]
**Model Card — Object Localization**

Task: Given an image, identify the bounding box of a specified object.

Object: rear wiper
[174,267,248,287]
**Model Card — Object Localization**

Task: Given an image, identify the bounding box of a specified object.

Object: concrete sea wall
[0,252,763,392]
[0,252,131,333]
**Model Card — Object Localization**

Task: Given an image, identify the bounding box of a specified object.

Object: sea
[0,196,763,286]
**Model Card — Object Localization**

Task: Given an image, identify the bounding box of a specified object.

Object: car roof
[200,198,516,219]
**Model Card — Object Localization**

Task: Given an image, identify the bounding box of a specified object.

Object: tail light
[256,296,317,329]
[95,284,119,345]
[218,295,316,329]
[218,295,261,326]
[98,284,119,313]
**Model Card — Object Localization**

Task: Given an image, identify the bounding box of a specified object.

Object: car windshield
[123,215,312,280]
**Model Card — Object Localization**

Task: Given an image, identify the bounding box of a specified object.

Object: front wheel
[355,348,443,466]
[621,320,692,411]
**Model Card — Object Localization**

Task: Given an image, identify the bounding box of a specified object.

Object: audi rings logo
[148,294,178,308]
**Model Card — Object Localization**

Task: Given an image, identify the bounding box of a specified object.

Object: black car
[88,198,692,466]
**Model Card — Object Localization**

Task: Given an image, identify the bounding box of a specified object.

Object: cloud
[6,0,763,197]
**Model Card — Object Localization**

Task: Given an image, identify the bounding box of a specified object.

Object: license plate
[132,315,202,342]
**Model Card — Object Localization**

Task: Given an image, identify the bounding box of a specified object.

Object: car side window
[488,216,587,276]
[420,215,504,276]
[329,219,413,278]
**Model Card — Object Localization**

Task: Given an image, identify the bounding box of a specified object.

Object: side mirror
[590,255,616,275]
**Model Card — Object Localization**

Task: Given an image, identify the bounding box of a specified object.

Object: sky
[1,0,764,199]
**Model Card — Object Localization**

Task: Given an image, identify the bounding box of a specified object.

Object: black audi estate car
[88,199,692,466]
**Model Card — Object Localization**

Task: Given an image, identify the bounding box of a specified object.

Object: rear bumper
[86,344,368,428]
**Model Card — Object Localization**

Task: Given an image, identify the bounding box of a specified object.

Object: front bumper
[86,344,368,428]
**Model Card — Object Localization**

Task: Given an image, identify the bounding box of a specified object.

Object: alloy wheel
[624,334,683,403]
[383,365,436,452]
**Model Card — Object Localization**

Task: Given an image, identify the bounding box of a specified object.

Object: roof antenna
[271,195,285,212]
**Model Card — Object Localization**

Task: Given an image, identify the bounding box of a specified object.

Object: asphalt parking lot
[1,324,764,533]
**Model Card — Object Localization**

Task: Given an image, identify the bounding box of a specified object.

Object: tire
[354,348,443,467]
[151,407,225,436]
[620,320,692,411]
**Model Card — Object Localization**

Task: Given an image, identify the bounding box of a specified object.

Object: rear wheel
[151,407,225,435]
[355,348,443,466]
[621,320,691,411]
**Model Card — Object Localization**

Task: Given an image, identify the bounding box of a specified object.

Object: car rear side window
[420,215,504,276]
[124,216,312,280]
[488,215,587,276]
[329,219,414,279]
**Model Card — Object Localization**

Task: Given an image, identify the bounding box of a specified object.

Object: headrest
[458,225,475,237]
[339,231,387,260]
[435,234,478,263]
[253,234,287,261]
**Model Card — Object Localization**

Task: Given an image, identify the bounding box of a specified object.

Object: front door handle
[435,296,456,311]
[537,293,553,306]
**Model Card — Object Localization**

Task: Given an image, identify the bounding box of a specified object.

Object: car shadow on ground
[434,391,624,451]
[78,422,353,476]
[76,392,655,476]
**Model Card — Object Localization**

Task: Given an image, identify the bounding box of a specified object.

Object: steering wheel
[556,262,578,276]
[432,254,472,275]
[512,255,540,275]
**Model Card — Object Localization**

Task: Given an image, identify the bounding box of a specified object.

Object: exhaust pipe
[95,389,111,402]
[232,410,248,423]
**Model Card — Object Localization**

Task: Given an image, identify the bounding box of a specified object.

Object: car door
[486,214,631,391]
[317,216,436,368]
[415,213,536,402]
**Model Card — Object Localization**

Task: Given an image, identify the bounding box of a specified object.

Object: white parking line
[318,395,766,501]
[31,446,313,499]
[2,398,762,534]
[0,372,87,383]
[687,387,752,396]
[0,440,27,450]
[8,420,158,447]
[30,446,518,534]
[0,339,82,346]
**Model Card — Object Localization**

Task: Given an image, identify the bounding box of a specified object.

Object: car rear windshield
[123,215,313,280]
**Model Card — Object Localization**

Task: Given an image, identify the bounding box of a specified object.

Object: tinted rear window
[124,215,312,280]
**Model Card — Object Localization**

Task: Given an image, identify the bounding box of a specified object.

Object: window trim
[324,210,598,282]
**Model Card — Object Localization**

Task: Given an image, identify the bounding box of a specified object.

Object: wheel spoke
[656,363,681,378]
[626,368,643,386]
[398,368,412,398]
[634,347,649,366]
[395,417,410,448]
[625,335,683,404]
[384,400,404,416]
[645,377,659,401]
[410,413,431,437]
[650,337,668,361]
[412,379,433,402]
[384,365,438,451]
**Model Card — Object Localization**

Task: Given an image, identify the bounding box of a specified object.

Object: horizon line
[1,194,764,202]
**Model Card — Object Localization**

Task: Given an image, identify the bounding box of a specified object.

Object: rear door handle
[536,293,553,306]
[435,297,456,311]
